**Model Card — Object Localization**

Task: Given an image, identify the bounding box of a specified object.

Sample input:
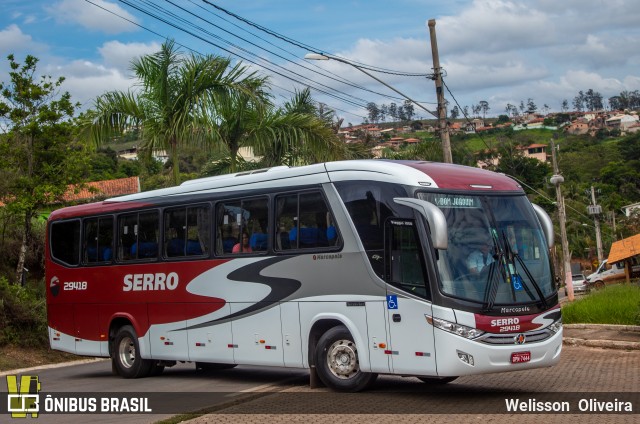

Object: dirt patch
[0,345,81,372]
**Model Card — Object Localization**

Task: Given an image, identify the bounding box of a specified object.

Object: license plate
[511,351,531,364]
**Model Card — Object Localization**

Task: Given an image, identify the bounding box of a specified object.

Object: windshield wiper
[500,230,548,310]
[482,231,504,312]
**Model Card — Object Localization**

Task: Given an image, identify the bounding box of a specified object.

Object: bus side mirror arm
[393,198,448,250]
[532,203,554,249]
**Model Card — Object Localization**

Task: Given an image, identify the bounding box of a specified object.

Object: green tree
[479,100,490,119]
[0,54,87,284]
[494,141,551,190]
[206,87,349,174]
[86,40,256,185]
[366,102,380,124]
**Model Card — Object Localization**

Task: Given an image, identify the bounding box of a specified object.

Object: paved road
[1,359,308,423]
[2,345,638,423]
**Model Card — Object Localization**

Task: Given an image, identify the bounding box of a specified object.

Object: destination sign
[430,194,480,209]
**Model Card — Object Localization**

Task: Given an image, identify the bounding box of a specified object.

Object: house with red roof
[62,176,141,203]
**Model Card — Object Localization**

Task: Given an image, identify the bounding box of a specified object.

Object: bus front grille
[477,328,553,345]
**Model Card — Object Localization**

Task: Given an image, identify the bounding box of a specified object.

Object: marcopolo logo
[49,277,60,297]
[6,375,41,418]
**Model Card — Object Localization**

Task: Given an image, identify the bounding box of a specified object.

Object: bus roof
[48,160,522,221]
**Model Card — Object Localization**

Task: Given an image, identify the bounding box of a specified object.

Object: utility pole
[550,137,573,301]
[428,19,453,164]
[588,186,604,263]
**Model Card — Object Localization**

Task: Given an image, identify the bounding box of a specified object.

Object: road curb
[563,323,640,350]
[564,323,640,332]
[563,337,640,350]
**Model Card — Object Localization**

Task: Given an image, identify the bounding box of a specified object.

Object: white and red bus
[46,160,562,392]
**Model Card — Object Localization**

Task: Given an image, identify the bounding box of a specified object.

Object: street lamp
[304,52,454,163]
[550,138,573,301]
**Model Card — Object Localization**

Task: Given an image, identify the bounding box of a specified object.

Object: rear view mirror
[532,203,554,249]
[393,198,448,250]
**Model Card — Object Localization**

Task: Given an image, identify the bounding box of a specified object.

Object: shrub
[0,277,48,348]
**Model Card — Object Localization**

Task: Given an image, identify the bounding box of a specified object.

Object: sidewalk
[563,323,640,350]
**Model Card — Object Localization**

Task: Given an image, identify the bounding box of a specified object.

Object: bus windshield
[417,192,554,306]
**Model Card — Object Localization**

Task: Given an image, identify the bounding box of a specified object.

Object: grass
[0,345,79,371]
[561,284,640,325]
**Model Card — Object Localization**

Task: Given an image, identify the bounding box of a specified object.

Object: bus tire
[195,362,237,372]
[112,325,152,378]
[315,325,377,392]
[417,376,458,384]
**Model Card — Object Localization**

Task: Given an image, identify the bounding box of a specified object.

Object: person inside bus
[466,238,494,275]
[232,231,252,253]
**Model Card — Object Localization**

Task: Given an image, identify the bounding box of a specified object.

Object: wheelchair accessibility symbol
[387,295,398,309]
[512,275,524,291]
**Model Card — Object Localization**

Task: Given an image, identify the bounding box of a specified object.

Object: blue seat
[250,233,268,251]
[222,237,237,253]
[186,239,203,255]
[289,227,327,248]
[167,238,183,257]
[87,246,112,262]
[102,247,112,261]
[167,239,203,256]
[131,241,158,258]
[326,226,337,242]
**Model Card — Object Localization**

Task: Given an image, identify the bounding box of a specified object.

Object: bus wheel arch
[313,324,377,392]
[110,322,152,378]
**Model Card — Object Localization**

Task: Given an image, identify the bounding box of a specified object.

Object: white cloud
[38,40,164,109]
[98,40,161,73]
[47,0,139,34]
[0,24,45,56]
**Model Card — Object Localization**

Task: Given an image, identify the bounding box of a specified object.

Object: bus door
[384,218,437,376]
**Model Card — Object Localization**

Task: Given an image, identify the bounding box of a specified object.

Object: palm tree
[86,40,257,185]
[207,86,351,173]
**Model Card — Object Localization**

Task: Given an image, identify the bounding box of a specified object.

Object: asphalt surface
[3,325,638,423]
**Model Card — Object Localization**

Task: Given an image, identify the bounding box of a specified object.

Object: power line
[161,0,427,104]
[442,77,492,153]
[113,0,371,109]
[83,0,369,119]
[200,0,433,77]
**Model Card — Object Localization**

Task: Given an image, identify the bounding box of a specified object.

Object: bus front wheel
[112,325,152,378]
[315,326,377,392]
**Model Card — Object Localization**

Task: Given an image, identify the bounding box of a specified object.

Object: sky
[2,0,640,123]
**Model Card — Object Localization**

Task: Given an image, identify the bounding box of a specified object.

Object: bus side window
[83,216,113,263]
[275,191,338,251]
[164,205,209,258]
[118,211,158,261]
[215,197,268,255]
[50,220,81,266]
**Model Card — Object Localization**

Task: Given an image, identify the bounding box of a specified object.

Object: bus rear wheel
[112,325,152,378]
[315,326,377,392]
[417,376,458,384]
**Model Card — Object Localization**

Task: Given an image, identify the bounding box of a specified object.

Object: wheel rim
[118,335,136,369]
[326,339,359,379]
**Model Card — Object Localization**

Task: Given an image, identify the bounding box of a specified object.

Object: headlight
[425,315,485,339]
[547,318,562,334]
